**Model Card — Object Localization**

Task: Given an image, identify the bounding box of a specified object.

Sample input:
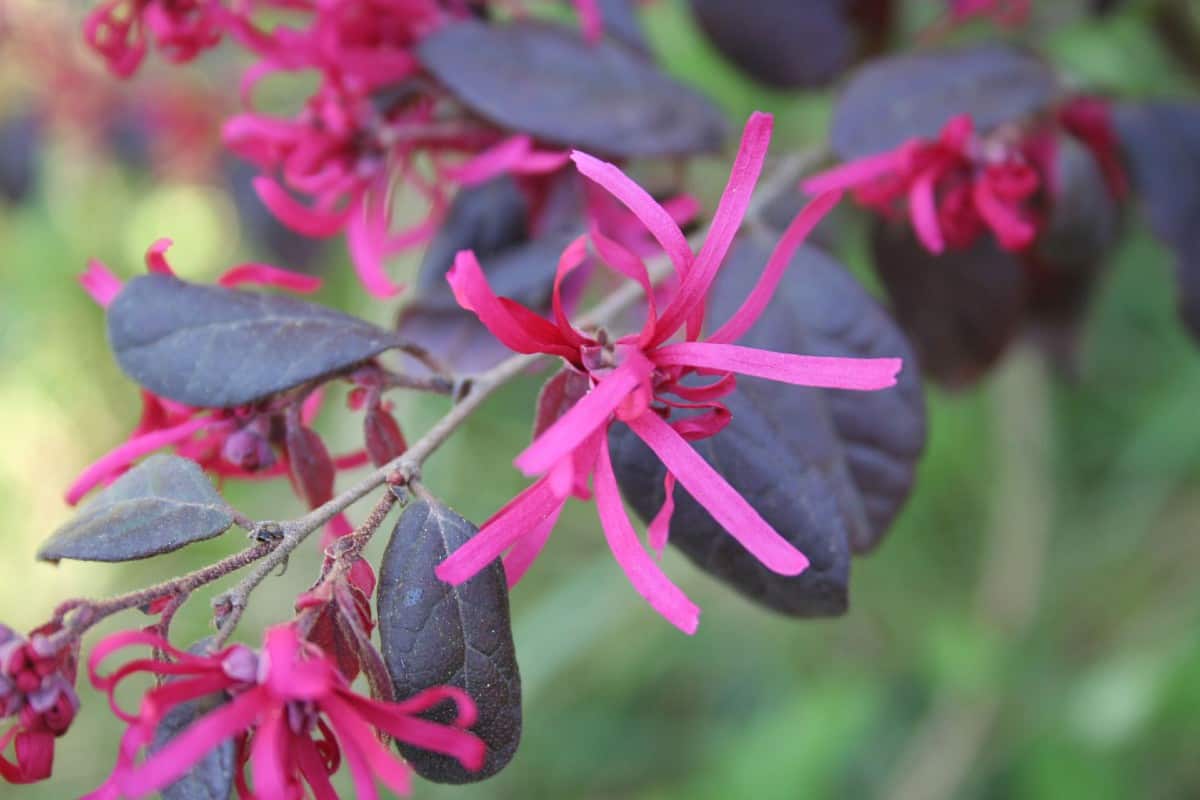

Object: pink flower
[67,242,369,507]
[0,624,80,785]
[84,0,228,77]
[434,112,904,633]
[85,625,485,799]
[803,114,1042,254]
[948,0,1031,26]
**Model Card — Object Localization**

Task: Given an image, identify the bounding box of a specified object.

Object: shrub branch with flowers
[3,0,1200,797]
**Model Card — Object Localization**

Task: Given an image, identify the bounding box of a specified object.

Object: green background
[2,1,1199,798]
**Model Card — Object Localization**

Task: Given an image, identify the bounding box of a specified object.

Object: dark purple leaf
[38,455,235,564]
[1113,101,1200,340]
[1026,134,1120,369]
[418,19,727,157]
[284,419,335,508]
[377,499,520,783]
[611,239,926,616]
[592,0,652,55]
[153,643,236,800]
[872,221,1026,387]
[0,113,40,205]
[108,273,405,408]
[398,176,580,373]
[689,0,860,88]
[830,45,1059,160]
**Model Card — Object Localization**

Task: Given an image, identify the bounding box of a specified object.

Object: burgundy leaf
[364,405,408,467]
[108,274,406,408]
[611,239,926,616]
[872,221,1026,388]
[284,418,335,508]
[830,44,1059,161]
[377,499,520,783]
[38,454,235,563]
[418,19,727,157]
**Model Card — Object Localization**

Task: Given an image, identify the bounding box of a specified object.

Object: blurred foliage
[1,0,1199,798]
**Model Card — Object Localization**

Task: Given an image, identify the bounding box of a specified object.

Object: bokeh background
[2,1,1200,798]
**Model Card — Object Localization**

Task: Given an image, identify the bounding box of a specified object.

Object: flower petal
[253,176,350,238]
[80,260,124,307]
[593,437,700,634]
[217,263,323,293]
[625,411,808,576]
[653,112,774,343]
[707,191,842,344]
[513,354,652,477]
[502,500,564,588]
[653,342,902,390]
[436,478,566,586]
[571,151,692,275]
[65,416,213,505]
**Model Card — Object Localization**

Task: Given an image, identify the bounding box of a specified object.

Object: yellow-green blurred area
[3,1,1200,798]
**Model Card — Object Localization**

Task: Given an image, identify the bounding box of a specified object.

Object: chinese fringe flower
[435,112,903,633]
[85,625,485,799]
[948,0,1031,26]
[0,625,80,785]
[68,241,368,509]
[85,0,228,77]
[803,114,1042,254]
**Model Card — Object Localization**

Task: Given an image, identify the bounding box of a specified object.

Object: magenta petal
[80,260,124,307]
[551,236,591,346]
[593,438,700,634]
[801,149,907,196]
[654,112,774,343]
[908,168,945,254]
[653,342,902,390]
[513,355,652,477]
[502,499,565,588]
[65,416,213,505]
[340,692,486,772]
[119,689,264,797]
[248,705,290,800]
[707,191,842,344]
[294,735,340,800]
[570,151,692,275]
[217,263,322,293]
[253,176,350,238]
[647,472,676,557]
[625,411,808,576]
[590,227,657,343]
[346,206,404,299]
[144,239,176,275]
[436,478,566,585]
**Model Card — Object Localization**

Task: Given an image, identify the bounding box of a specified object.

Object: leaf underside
[39,454,235,563]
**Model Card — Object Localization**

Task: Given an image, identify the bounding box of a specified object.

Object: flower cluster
[0,625,79,784]
[435,113,903,633]
[85,625,484,798]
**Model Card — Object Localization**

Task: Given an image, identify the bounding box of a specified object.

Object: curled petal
[909,167,945,254]
[253,176,350,238]
[625,411,808,576]
[347,206,404,299]
[647,472,676,557]
[802,149,908,196]
[503,501,564,588]
[217,263,322,293]
[145,239,176,275]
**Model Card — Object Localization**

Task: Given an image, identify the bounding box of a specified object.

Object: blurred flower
[84,0,229,77]
[804,114,1042,254]
[0,625,80,785]
[85,625,484,799]
[435,113,903,633]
